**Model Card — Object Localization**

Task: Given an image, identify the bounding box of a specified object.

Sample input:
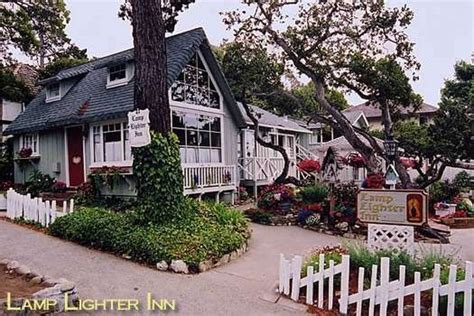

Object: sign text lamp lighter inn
[5,28,313,203]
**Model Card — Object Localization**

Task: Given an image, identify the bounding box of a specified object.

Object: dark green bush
[25,170,55,197]
[299,184,328,204]
[49,200,249,265]
[244,208,273,224]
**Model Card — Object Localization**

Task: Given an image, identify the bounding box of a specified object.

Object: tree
[224,0,422,187]
[291,82,348,117]
[39,45,89,80]
[0,65,33,102]
[121,0,195,222]
[121,0,195,133]
[0,0,71,66]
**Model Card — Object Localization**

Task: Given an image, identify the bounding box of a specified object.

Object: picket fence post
[306,265,314,305]
[328,260,335,310]
[464,261,473,316]
[398,265,406,315]
[291,256,303,301]
[447,264,457,316]
[339,255,350,315]
[318,253,325,308]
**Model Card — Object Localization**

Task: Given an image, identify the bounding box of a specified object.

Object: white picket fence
[6,189,74,227]
[279,253,474,316]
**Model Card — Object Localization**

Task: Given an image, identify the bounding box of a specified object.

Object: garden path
[1,220,472,315]
[0,220,340,315]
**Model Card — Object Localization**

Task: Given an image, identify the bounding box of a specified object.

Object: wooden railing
[182,165,236,191]
[238,157,297,182]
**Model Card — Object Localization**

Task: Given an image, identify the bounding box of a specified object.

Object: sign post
[128,109,151,148]
[357,189,428,254]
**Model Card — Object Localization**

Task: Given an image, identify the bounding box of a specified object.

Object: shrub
[297,159,321,173]
[244,208,272,224]
[51,181,67,193]
[0,180,13,191]
[332,182,359,208]
[301,246,347,277]
[25,170,55,197]
[299,184,328,204]
[297,210,313,225]
[452,171,472,192]
[257,184,295,211]
[49,201,249,265]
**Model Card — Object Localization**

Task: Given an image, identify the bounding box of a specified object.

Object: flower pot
[0,192,6,210]
[279,200,292,213]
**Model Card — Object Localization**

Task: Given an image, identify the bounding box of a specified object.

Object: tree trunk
[130,0,171,133]
[241,96,290,184]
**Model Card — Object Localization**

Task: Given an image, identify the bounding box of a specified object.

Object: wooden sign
[127,109,151,147]
[357,189,428,226]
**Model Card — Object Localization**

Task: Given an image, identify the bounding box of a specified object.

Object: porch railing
[238,157,297,182]
[182,165,237,190]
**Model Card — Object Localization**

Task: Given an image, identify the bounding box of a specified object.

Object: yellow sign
[357,189,428,226]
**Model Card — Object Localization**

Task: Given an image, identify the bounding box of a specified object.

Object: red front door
[67,126,85,187]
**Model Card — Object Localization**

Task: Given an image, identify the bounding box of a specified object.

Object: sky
[59,0,474,106]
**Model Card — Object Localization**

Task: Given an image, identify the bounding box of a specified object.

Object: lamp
[383,138,399,163]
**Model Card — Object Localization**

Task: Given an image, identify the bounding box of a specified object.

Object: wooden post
[432,264,440,316]
[464,261,472,316]
[306,265,314,305]
[291,256,303,301]
[339,255,350,315]
[318,253,325,308]
[380,257,390,316]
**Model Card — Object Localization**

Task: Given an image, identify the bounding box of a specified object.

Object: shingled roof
[344,102,438,118]
[237,102,311,134]
[6,28,246,135]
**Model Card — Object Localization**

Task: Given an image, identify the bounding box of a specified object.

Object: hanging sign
[357,189,428,226]
[127,109,151,147]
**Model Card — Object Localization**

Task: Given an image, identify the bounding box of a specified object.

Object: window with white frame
[46,83,61,102]
[170,53,221,109]
[172,110,222,163]
[92,122,131,165]
[21,133,39,155]
[107,64,128,87]
[309,129,321,144]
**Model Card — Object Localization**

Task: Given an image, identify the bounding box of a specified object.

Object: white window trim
[45,83,61,103]
[89,119,133,168]
[169,50,224,114]
[20,133,40,156]
[106,64,130,89]
[171,106,225,166]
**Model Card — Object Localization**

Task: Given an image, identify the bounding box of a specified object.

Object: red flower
[343,153,366,168]
[17,147,33,158]
[366,173,385,189]
[297,159,321,173]
[306,203,323,212]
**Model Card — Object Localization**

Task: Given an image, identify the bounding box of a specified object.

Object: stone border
[155,241,249,274]
[0,258,78,314]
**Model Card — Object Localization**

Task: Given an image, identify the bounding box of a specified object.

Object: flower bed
[244,182,365,237]
[292,244,468,314]
[49,198,250,273]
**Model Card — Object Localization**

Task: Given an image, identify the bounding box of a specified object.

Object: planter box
[441,217,474,229]
[0,192,6,210]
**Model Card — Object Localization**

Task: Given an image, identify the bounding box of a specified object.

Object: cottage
[5,28,313,202]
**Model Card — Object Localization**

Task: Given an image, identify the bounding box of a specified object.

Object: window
[92,122,131,165]
[107,64,128,87]
[46,83,61,102]
[170,53,221,109]
[172,111,222,163]
[309,129,321,144]
[21,133,39,156]
[352,166,360,180]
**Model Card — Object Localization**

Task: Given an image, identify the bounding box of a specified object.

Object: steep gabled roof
[237,103,311,134]
[344,102,438,118]
[6,28,246,134]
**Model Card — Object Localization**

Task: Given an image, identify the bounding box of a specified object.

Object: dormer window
[46,83,61,102]
[107,64,128,88]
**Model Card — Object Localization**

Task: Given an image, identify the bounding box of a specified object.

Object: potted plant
[17,147,33,159]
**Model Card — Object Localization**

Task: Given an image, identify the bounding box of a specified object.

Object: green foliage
[244,208,273,224]
[332,182,359,208]
[427,61,473,162]
[25,170,55,197]
[0,66,34,103]
[393,121,430,158]
[132,132,185,224]
[39,45,88,80]
[0,1,71,64]
[452,171,472,192]
[291,82,348,117]
[0,139,14,182]
[49,200,249,265]
[299,184,329,204]
[301,246,347,277]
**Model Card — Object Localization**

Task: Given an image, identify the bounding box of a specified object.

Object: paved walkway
[0,220,341,315]
[1,220,472,315]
